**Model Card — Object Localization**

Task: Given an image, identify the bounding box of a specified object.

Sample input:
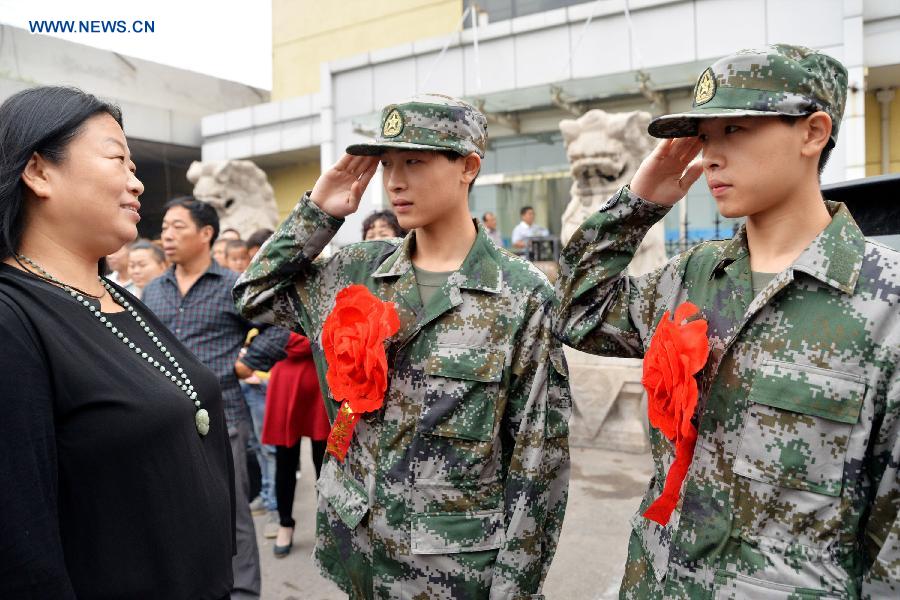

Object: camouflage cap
[346,93,488,158]
[648,44,848,146]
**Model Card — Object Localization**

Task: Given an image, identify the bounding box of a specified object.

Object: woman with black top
[0,87,235,599]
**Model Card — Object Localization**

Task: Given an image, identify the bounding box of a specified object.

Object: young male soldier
[555,45,900,598]
[234,94,571,599]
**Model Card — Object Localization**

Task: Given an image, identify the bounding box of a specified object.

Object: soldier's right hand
[630,138,703,207]
[310,154,379,219]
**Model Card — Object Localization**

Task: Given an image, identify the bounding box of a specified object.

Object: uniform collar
[372,220,502,294]
[791,201,865,294]
[711,200,864,294]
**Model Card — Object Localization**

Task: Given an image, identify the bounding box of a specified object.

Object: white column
[876,89,895,175]
[319,62,336,172]
[842,0,866,180]
[318,62,337,255]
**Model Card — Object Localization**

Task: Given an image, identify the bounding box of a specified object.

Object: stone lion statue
[560,109,666,277]
[558,109,670,453]
[186,160,279,239]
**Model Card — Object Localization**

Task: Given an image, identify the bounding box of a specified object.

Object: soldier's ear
[461,153,481,185]
[800,111,831,159]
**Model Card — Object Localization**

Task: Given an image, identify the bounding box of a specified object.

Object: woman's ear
[462,152,481,185]
[21,152,54,199]
[801,111,832,159]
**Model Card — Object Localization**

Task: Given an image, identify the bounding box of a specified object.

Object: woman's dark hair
[0,86,123,261]
[129,238,166,264]
[162,196,220,247]
[361,210,406,239]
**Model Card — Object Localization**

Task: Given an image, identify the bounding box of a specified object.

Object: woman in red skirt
[262,332,330,557]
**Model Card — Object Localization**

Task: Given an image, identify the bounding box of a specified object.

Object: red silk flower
[641,302,709,525]
[321,285,400,461]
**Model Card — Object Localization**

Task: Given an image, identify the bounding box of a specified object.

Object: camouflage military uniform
[555,46,900,598]
[234,95,571,599]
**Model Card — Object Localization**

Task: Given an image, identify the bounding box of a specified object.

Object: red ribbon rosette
[641,302,709,525]
[321,285,400,461]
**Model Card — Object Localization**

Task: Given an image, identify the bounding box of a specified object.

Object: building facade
[0,23,269,237]
[202,0,900,249]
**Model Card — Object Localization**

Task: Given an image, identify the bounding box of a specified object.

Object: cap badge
[382,109,404,138]
[694,68,716,106]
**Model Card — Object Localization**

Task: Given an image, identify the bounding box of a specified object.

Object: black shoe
[273,540,292,558]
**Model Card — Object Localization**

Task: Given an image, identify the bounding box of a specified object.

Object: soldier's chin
[395,213,420,231]
[715,198,746,220]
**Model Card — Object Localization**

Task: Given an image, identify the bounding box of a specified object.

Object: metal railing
[665,212,741,257]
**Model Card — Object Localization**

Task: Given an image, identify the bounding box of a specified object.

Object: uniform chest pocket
[733,360,866,496]
[419,346,506,442]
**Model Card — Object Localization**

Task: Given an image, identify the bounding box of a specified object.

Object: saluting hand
[630,138,704,207]
[310,154,379,219]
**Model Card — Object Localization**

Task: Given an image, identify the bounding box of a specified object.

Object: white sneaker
[249,496,267,516]
[263,512,280,539]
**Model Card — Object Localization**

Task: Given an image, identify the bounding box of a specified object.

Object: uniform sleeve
[241,324,289,372]
[233,193,344,335]
[552,186,675,358]
[861,367,900,598]
[489,291,572,599]
[0,296,76,598]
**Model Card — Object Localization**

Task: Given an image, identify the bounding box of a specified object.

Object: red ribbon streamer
[326,401,362,462]
[643,426,698,524]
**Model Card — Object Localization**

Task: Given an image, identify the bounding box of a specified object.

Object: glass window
[464,0,594,25]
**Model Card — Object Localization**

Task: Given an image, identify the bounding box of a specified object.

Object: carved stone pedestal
[564,348,650,454]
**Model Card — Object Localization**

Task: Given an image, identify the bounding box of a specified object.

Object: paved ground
[254,440,653,600]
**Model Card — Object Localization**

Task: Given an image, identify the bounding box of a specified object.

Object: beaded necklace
[14,255,106,299]
[17,254,210,436]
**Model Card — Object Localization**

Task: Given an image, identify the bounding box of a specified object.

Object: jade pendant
[195,408,210,436]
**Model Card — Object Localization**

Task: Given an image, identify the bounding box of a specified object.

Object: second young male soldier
[555,45,900,598]
[234,94,571,599]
